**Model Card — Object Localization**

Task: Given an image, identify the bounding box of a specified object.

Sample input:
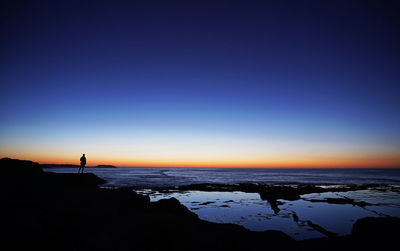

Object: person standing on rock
[78,154,86,173]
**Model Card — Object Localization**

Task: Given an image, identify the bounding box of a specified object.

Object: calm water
[137,188,400,240]
[45,167,400,239]
[44,167,400,188]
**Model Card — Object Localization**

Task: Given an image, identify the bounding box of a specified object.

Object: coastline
[138,182,400,239]
[2,157,400,250]
[41,164,117,168]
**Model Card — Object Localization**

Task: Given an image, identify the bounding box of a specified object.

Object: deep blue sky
[1,0,399,166]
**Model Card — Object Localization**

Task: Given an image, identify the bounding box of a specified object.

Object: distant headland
[41,164,117,168]
[95,165,117,168]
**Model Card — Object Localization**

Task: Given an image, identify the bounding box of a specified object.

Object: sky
[1,0,400,167]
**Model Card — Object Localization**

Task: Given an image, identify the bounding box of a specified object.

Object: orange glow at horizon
[2,137,400,168]
[3,153,400,168]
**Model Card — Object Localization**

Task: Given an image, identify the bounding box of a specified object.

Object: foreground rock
[298,217,400,251]
[1,158,294,251]
[2,158,399,251]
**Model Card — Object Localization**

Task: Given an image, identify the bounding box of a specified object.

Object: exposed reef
[303,197,372,207]
[158,183,378,213]
[307,220,338,238]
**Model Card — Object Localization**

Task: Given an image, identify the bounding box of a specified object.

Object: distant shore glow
[1,138,399,168]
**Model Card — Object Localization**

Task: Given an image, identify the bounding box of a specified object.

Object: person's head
[83,154,85,156]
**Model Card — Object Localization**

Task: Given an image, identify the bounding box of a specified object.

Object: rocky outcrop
[1,158,296,251]
[40,164,80,168]
[299,217,400,251]
[351,217,400,250]
[2,158,399,251]
[1,158,105,189]
[1,157,43,174]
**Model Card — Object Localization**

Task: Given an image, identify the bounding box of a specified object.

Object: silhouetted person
[78,154,86,173]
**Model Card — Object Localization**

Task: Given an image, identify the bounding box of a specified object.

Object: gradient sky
[1,0,400,167]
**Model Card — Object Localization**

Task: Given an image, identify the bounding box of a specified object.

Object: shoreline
[2,157,400,250]
[137,182,400,239]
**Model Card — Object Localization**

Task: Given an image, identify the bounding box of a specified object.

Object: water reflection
[137,189,400,240]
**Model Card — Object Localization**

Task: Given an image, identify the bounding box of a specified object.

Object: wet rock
[199,201,215,205]
[305,197,371,207]
[269,200,284,214]
[292,213,299,223]
[159,183,376,213]
[307,220,337,238]
[153,198,198,219]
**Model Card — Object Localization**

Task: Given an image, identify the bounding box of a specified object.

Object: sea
[44,167,400,188]
[45,167,400,240]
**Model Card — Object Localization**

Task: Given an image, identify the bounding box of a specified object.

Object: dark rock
[1,157,42,174]
[352,217,400,250]
[299,217,400,251]
[306,197,371,207]
[158,183,374,213]
[2,157,398,251]
[199,201,215,205]
[1,158,105,190]
[108,187,151,210]
[307,220,337,238]
[96,165,117,168]
[292,213,299,223]
[152,197,198,219]
[44,172,106,188]
[269,199,283,214]
[40,164,80,168]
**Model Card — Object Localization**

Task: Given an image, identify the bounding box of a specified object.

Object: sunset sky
[1,1,400,167]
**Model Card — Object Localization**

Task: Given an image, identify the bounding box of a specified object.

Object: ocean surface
[45,167,400,239]
[44,167,400,188]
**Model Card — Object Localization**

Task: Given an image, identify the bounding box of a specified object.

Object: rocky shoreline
[2,157,399,250]
[154,183,389,214]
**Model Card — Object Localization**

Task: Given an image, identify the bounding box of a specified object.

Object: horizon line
[40,163,400,169]
[3,156,400,169]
